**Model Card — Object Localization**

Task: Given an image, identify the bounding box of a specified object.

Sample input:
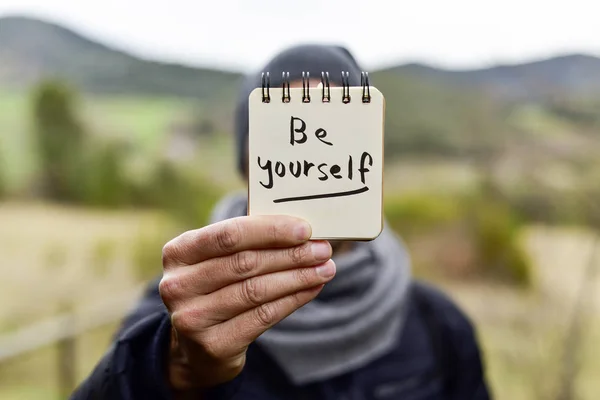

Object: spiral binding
[261,72,270,103]
[341,71,351,104]
[282,72,290,103]
[321,71,331,102]
[260,71,371,104]
[302,72,310,103]
[361,72,371,103]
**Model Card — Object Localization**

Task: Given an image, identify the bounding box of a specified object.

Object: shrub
[384,193,461,235]
[31,80,86,201]
[78,140,132,208]
[28,79,226,226]
[384,190,533,287]
[133,160,224,229]
[467,197,532,286]
[500,184,581,226]
[0,160,5,199]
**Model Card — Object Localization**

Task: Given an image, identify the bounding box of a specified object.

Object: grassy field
[0,201,181,399]
[0,202,599,399]
[0,88,202,192]
[82,94,195,153]
[0,90,35,192]
[445,226,600,400]
[1,87,599,399]
[0,202,179,329]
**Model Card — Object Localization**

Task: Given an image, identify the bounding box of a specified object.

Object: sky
[0,0,598,72]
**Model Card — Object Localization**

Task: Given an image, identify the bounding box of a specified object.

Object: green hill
[380,54,600,101]
[1,14,598,164]
[0,15,242,100]
[4,15,600,103]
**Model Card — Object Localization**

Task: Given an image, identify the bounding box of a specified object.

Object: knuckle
[254,303,276,327]
[158,275,180,304]
[162,230,198,266]
[161,240,180,267]
[289,244,308,264]
[294,267,315,286]
[158,273,185,308]
[170,310,194,335]
[171,306,206,336]
[215,220,241,252]
[241,278,263,306]
[232,251,257,277]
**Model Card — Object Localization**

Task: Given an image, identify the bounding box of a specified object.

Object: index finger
[162,215,312,267]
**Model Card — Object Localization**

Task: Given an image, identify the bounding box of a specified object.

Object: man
[72,45,490,399]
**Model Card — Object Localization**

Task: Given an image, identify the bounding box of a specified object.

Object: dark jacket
[71,279,491,400]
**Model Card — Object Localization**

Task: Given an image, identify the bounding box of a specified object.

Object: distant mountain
[0,15,243,99]
[2,15,600,103]
[381,54,600,101]
[2,15,599,162]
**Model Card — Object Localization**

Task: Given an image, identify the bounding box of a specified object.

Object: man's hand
[159,215,335,391]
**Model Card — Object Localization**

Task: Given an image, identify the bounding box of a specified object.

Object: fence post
[57,303,76,398]
[556,236,599,400]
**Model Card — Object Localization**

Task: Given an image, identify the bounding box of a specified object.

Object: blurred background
[0,1,599,399]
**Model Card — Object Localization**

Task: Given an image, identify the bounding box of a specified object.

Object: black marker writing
[359,152,373,184]
[348,155,353,180]
[290,161,302,177]
[275,161,285,177]
[315,128,332,146]
[330,164,342,179]
[257,152,373,192]
[258,156,273,189]
[257,116,375,203]
[303,161,315,176]
[290,117,308,145]
[290,116,333,146]
[274,186,369,203]
[317,163,328,181]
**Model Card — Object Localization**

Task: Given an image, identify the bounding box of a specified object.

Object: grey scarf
[210,192,412,385]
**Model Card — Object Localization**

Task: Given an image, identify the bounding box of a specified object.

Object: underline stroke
[273,186,369,203]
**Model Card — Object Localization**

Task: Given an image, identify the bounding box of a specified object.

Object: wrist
[167,327,245,399]
[169,327,199,391]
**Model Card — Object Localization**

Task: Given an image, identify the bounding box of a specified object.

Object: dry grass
[0,202,180,398]
[441,226,600,400]
[0,202,178,330]
[0,322,119,400]
[383,159,479,197]
[1,204,599,399]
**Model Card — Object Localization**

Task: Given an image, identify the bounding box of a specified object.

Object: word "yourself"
[256,116,374,202]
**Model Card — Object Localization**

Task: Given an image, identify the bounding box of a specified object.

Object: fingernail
[311,241,331,261]
[294,221,311,240]
[315,260,336,278]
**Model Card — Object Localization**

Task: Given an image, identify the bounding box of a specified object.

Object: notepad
[248,76,385,240]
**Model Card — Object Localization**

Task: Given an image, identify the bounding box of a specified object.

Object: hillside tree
[32,80,85,201]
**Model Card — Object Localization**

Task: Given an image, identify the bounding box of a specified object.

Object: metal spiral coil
[259,71,372,103]
[341,71,351,104]
[321,71,331,102]
[361,72,371,103]
[281,72,291,103]
[302,71,311,103]
[261,72,270,103]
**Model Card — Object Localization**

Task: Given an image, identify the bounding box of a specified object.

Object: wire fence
[0,284,147,397]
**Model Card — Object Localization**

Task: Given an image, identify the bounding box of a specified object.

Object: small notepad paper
[248,74,385,240]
